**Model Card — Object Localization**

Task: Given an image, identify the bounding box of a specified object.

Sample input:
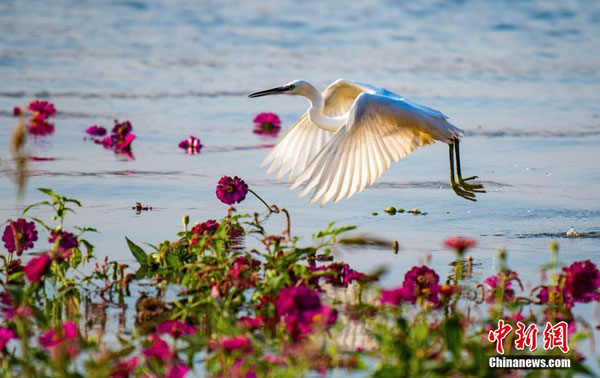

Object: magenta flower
[86,125,107,136]
[27,119,55,135]
[39,322,79,360]
[253,112,281,136]
[94,120,136,158]
[401,266,442,305]
[484,270,518,304]
[191,220,219,235]
[157,320,196,338]
[220,335,252,353]
[311,263,366,288]
[443,236,476,255]
[27,100,56,120]
[2,218,38,256]
[228,256,261,289]
[562,260,600,304]
[216,176,248,205]
[110,356,138,378]
[0,327,16,350]
[39,321,77,348]
[49,230,78,260]
[1,293,33,319]
[13,107,21,116]
[24,253,51,282]
[143,335,173,363]
[237,316,263,330]
[115,133,136,152]
[380,287,408,306]
[275,285,338,341]
[178,136,202,154]
[168,364,189,378]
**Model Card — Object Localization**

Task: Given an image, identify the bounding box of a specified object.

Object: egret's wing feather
[262,79,374,183]
[262,114,333,182]
[292,93,464,205]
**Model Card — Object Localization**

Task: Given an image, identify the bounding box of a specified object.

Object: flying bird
[248,79,484,205]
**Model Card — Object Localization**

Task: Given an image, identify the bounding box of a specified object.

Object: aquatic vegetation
[0,186,597,376]
[253,112,281,136]
[178,136,202,154]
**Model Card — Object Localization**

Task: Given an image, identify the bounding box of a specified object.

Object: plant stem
[248,188,273,213]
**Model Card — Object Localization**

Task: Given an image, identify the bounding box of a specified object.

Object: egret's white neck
[299,84,347,132]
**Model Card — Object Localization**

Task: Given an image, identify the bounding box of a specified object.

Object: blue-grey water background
[1,0,599,371]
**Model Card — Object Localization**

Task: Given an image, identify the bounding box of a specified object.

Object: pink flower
[192,220,219,234]
[310,263,366,288]
[168,364,189,378]
[49,230,78,260]
[380,287,408,306]
[143,335,173,363]
[86,125,107,136]
[27,100,56,120]
[484,270,518,304]
[27,119,55,135]
[253,112,281,136]
[2,218,38,256]
[263,354,286,365]
[562,260,600,304]
[39,322,79,360]
[220,335,252,353]
[253,112,281,126]
[210,284,221,299]
[1,293,33,319]
[401,266,442,305]
[443,236,476,255]
[0,327,16,350]
[110,356,138,378]
[178,136,202,154]
[24,253,51,282]
[229,359,257,378]
[216,176,248,205]
[13,107,21,116]
[237,316,263,330]
[275,285,338,341]
[156,320,196,338]
[228,256,261,289]
[94,120,136,157]
[381,266,445,307]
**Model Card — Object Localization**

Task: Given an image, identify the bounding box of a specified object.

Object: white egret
[249,79,484,205]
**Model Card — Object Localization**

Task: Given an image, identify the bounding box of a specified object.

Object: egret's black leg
[454,139,485,192]
[449,143,476,201]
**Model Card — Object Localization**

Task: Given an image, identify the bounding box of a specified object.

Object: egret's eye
[288,84,296,90]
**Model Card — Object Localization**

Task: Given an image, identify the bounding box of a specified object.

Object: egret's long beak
[248,86,287,98]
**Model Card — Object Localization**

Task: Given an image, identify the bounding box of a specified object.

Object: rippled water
[1,0,600,368]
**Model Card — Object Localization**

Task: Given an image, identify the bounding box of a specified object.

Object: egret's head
[248,80,312,98]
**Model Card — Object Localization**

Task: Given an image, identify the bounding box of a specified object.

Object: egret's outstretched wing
[262,79,375,182]
[261,114,332,181]
[291,93,463,205]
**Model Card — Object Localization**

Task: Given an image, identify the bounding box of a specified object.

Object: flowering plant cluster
[0,186,597,376]
[14,100,57,135]
[85,120,136,159]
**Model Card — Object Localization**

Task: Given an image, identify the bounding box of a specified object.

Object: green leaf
[126,237,148,266]
[165,252,183,270]
[22,201,52,215]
